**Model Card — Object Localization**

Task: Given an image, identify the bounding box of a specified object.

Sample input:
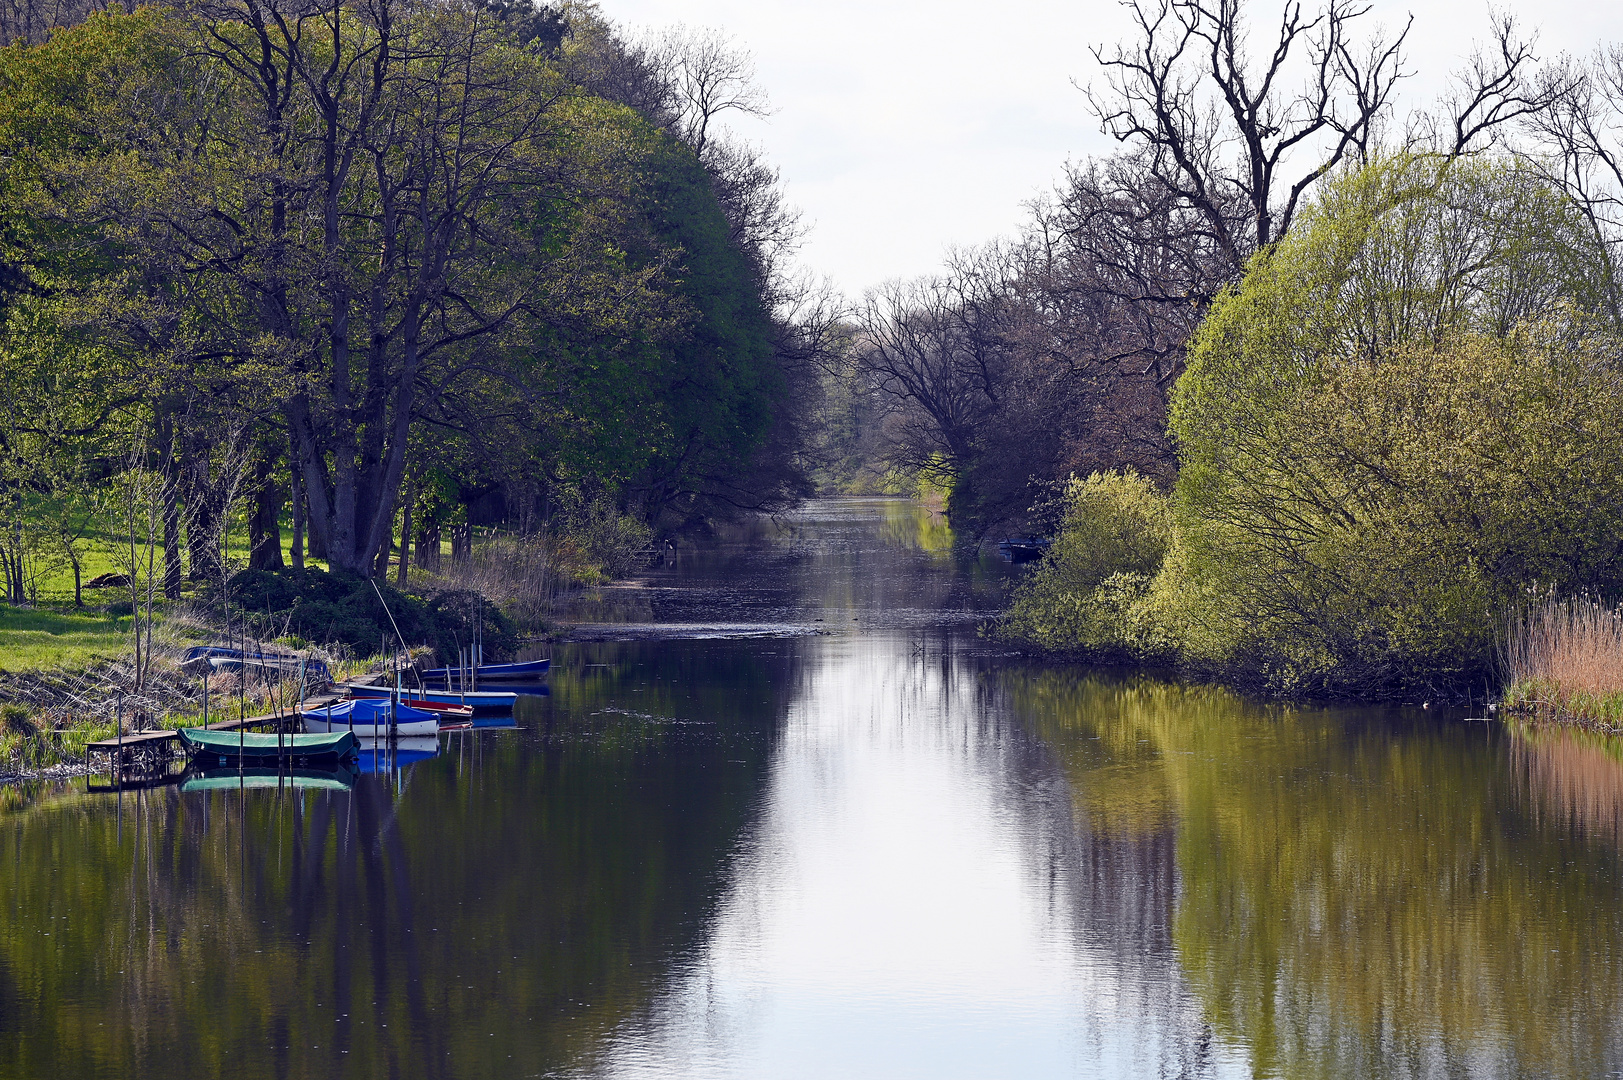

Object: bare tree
[1086,0,1409,271]
[1417,12,1557,156]
[858,271,1010,479]
[645,26,771,159]
[1522,45,1623,327]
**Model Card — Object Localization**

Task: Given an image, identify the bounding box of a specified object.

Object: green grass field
[0,606,129,673]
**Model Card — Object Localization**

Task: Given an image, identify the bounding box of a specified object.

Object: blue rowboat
[421,658,550,681]
[343,684,516,714]
[183,646,332,683]
[178,728,357,762]
[300,698,442,737]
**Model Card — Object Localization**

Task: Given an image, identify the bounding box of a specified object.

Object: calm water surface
[4,498,1623,1078]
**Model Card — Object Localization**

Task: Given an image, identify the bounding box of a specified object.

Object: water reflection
[1016,671,1623,1079]
[0,641,796,1080]
[4,500,1623,1079]
[578,638,1241,1080]
[1511,721,1623,847]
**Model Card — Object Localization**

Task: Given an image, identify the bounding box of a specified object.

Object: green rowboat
[177,727,358,762]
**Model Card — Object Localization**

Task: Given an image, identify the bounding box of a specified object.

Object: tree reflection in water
[5,500,1623,1080]
[1015,670,1623,1079]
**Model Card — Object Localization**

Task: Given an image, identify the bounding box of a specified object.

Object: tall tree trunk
[372,530,392,577]
[182,431,222,583]
[396,475,414,586]
[158,411,182,598]
[451,522,471,566]
[417,521,440,572]
[289,430,305,570]
[248,451,285,571]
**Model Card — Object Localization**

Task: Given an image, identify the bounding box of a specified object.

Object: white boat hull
[302,715,440,738]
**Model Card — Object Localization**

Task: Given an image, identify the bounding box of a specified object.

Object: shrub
[1000,470,1174,657]
[0,703,31,735]
[225,567,515,660]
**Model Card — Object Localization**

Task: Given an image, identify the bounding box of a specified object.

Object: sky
[598,0,1623,297]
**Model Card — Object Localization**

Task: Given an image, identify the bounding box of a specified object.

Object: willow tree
[1167,154,1623,691]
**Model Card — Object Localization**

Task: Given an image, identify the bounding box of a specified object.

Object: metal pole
[116,688,123,783]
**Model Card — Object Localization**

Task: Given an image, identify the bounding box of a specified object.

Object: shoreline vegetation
[993,155,1623,709]
[1,0,1621,752]
[0,0,826,784]
[795,6,1623,723]
[1503,598,1623,730]
[0,521,650,784]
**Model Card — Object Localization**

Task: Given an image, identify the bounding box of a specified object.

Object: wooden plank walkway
[85,688,353,763]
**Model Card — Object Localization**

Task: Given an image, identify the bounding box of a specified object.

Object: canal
[2,497,1621,1078]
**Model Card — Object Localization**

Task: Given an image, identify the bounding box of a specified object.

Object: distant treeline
[832,1,1623,696]
[0,0,838,602]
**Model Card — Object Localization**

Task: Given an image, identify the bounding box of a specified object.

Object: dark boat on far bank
[997,537,1051,564]
[421,657,550,681]
[343,683,518,713]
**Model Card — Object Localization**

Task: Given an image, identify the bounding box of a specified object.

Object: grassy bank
[0,515,648,780]
[1503,598,1623,729]
[0,606,128,671]
[0,597,358,779]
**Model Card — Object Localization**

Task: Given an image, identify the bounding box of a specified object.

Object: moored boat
[301,698,441,737]
[183,646,332,683]
[182,765,357,792]
[997,536,1051,564]
[421,657,550,681]
[178,728,357,763]
[395,698,474,720]
[343,684,516,713]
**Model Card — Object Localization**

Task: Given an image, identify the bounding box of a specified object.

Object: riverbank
[0,556,585,780]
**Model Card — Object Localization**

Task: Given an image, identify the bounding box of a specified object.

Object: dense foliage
[226,567,515,658]
[1004,156,1623,695]
[999,471,1172,658]
[0,0,818,624]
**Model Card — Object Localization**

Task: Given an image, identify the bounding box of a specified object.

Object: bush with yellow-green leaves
[1003,154,1623,697]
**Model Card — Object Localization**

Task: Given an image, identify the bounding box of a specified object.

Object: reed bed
[419,533,569,629]
[415,523,649,631]
[1503,596,1623,727]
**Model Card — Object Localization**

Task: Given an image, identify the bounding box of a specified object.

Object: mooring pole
[115,688,123,782]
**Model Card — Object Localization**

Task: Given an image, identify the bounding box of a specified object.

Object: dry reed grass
[0,602,358,778]
[1503,596,1623,727]
[414,525,650,630]
[414,533,566,630]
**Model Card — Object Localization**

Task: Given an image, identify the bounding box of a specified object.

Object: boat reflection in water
[180,764,359,793]
[355,734,441,774]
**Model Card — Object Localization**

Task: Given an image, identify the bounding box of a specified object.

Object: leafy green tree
[1165,154,1623,691]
